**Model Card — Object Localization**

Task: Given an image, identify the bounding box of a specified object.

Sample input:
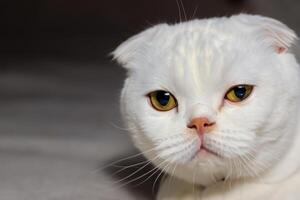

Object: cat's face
[113,14,300,185]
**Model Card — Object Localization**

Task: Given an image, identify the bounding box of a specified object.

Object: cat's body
[158,170,300,200]
[113,14,300,199]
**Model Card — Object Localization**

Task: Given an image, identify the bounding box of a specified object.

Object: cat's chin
[165,159,227,186]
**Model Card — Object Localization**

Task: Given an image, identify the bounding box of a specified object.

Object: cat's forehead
[156,20,264,61]
[151,19,237,53]
[114,14,296,76]
[137,20,267,90]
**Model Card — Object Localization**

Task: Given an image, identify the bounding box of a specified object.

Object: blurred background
[0,0,299,199]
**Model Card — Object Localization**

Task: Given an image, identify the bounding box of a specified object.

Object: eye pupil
[234,86,246,99]
[156,91,170,106]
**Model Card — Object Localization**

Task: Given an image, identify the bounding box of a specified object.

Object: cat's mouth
[199,146,218,156]
[192,145,220,160]
[199,146,219,157]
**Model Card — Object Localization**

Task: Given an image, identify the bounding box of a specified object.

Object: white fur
[113,14,300,199]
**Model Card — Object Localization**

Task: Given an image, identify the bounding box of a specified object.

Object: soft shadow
[100,150,164,200]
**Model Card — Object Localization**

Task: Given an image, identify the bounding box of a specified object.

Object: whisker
[158,137,198,161]
[244,152,268,174]
[109,121,131,132]
[191,5,199,20]
[112,154,162,184]
[153,133,188,143]
[237,153,259,178]
[133,157,175,188]
[110,159,151,176]
[97,147,157,172]
[155,137,194,151]
[115,145,196,190]
[152,163,170,194]
[192,160,197,200]
[175,0,182,22]
[225,158,234,183]
[167,161,179,197]
[117,158,171,189]
[232,157,243,178]
[179,0,187,21]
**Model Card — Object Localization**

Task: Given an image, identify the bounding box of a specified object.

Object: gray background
[0,1,299,200]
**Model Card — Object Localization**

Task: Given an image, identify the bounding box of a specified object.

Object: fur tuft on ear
[111,24,167,68]
[233,14,298,53]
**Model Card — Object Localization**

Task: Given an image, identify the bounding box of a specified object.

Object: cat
[112,14,300,200]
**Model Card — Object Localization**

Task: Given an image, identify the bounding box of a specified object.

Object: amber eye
[225,85,253,102]
[148,90,177,111]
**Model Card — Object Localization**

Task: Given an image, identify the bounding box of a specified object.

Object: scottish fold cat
[113,14,300,199]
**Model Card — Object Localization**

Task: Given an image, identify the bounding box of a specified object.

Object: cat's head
[113,14,300,185]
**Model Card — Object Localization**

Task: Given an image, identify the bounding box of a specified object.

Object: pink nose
[187,117,216,135]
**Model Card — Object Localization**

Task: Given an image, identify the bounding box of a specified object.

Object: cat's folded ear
[111,24,167,68]
[233,14,298,53]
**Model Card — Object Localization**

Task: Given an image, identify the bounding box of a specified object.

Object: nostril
[187,124,197,130]
[204,122,215,127]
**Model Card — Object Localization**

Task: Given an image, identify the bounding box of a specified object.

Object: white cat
[113,14,300,200]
